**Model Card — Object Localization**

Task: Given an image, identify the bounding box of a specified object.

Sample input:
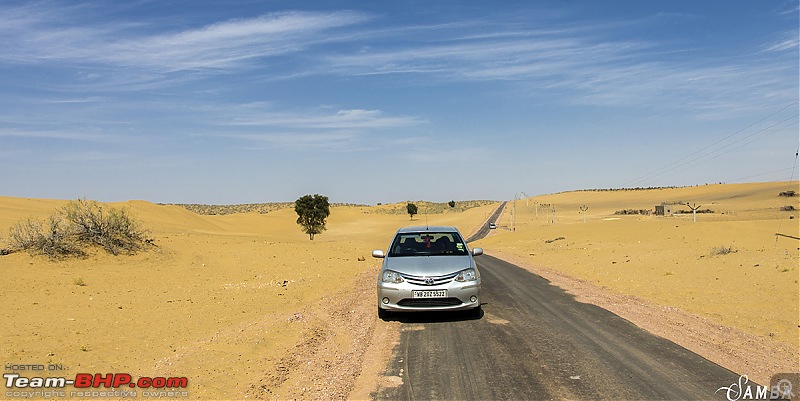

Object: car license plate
[412,289,447,298]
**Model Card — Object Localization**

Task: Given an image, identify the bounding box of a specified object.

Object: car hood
[383,255,474,276]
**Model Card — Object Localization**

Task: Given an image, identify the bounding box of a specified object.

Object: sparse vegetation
[166,202,293,215]
[3,199,150,258]
[62,199,149,255]
[778,190,796,197]
[575,186,681,192]
[7,216,84,257]
[448,200,456,208]
[780,205,796,211]
[711,244,737,256]
[73,278,86,286]
[614,209,652,215]
[165,201,367,215]
[369,200,496,215]
[679,208,715,214]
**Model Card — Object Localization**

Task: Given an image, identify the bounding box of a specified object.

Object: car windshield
[388,232,469,257]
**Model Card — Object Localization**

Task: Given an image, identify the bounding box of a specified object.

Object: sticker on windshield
[456,243,464,250]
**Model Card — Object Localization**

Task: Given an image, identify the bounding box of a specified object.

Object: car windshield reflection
[388,232,469,257]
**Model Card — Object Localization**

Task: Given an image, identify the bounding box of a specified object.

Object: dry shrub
[61,199,148,255]
[711,244,736,256]
[7,216,84,258]
[614,209,652,215]
[4,199,150,258]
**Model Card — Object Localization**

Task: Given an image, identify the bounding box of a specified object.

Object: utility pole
[512,193,517,231]
[534,201,539,219]
[687,202,701,223]
[580,205,588,224]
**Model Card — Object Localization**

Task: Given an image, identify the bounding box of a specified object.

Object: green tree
[448,200,456,208]
[294,194,330,240]
[407,202,418,221]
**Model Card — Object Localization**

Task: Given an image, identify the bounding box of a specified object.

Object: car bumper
[377,279,481,312]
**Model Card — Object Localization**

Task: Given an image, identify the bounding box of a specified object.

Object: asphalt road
[373,255,743,400]
[464,201,506,243]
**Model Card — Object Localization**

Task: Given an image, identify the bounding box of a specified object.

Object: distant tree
[448,200,456,208]
[407,203,418,221]
[294,194,330,240]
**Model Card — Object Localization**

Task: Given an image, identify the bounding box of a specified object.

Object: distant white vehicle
[488,222,497,229]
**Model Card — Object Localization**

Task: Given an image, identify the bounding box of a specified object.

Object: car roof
[396,226,459,233]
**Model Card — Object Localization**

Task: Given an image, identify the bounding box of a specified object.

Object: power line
[621,100,799,188]
[727,166,798,183]
[641,113,798,182]
[560,101,799,210]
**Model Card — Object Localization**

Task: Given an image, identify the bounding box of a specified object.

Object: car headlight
[455,268,477,282]
[381,270,404,283]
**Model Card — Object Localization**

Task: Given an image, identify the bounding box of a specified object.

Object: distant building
[655,204,678,216]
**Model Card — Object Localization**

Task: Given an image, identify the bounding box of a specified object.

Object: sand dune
[1,181,797,398]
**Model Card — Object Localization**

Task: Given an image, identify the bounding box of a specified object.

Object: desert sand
[1,181,798,399]
[474,181,799,387]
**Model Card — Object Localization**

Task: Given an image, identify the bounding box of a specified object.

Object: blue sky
[1,0,797,205]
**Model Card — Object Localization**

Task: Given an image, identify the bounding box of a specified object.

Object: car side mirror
[471,248,483,256]
[372,250,385,258]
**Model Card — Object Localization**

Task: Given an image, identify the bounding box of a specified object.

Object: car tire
[378,307,391,320]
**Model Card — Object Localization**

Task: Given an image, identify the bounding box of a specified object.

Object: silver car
[373,226,483,319]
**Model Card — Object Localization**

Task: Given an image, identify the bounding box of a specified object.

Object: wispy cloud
[321,19,796,117]
[105,11,370,72]
[43,97,107,104]
[763,33,799,53]
[214,106,426,151]
[2,2,794,118]
[0,128,127,143]
[228,108,426,130]
[50,150,128,162]
[0,4,369,72]
[228,131,358,151]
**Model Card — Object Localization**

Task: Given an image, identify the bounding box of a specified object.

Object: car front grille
[397,298,463,307]
[400,272,459,286]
